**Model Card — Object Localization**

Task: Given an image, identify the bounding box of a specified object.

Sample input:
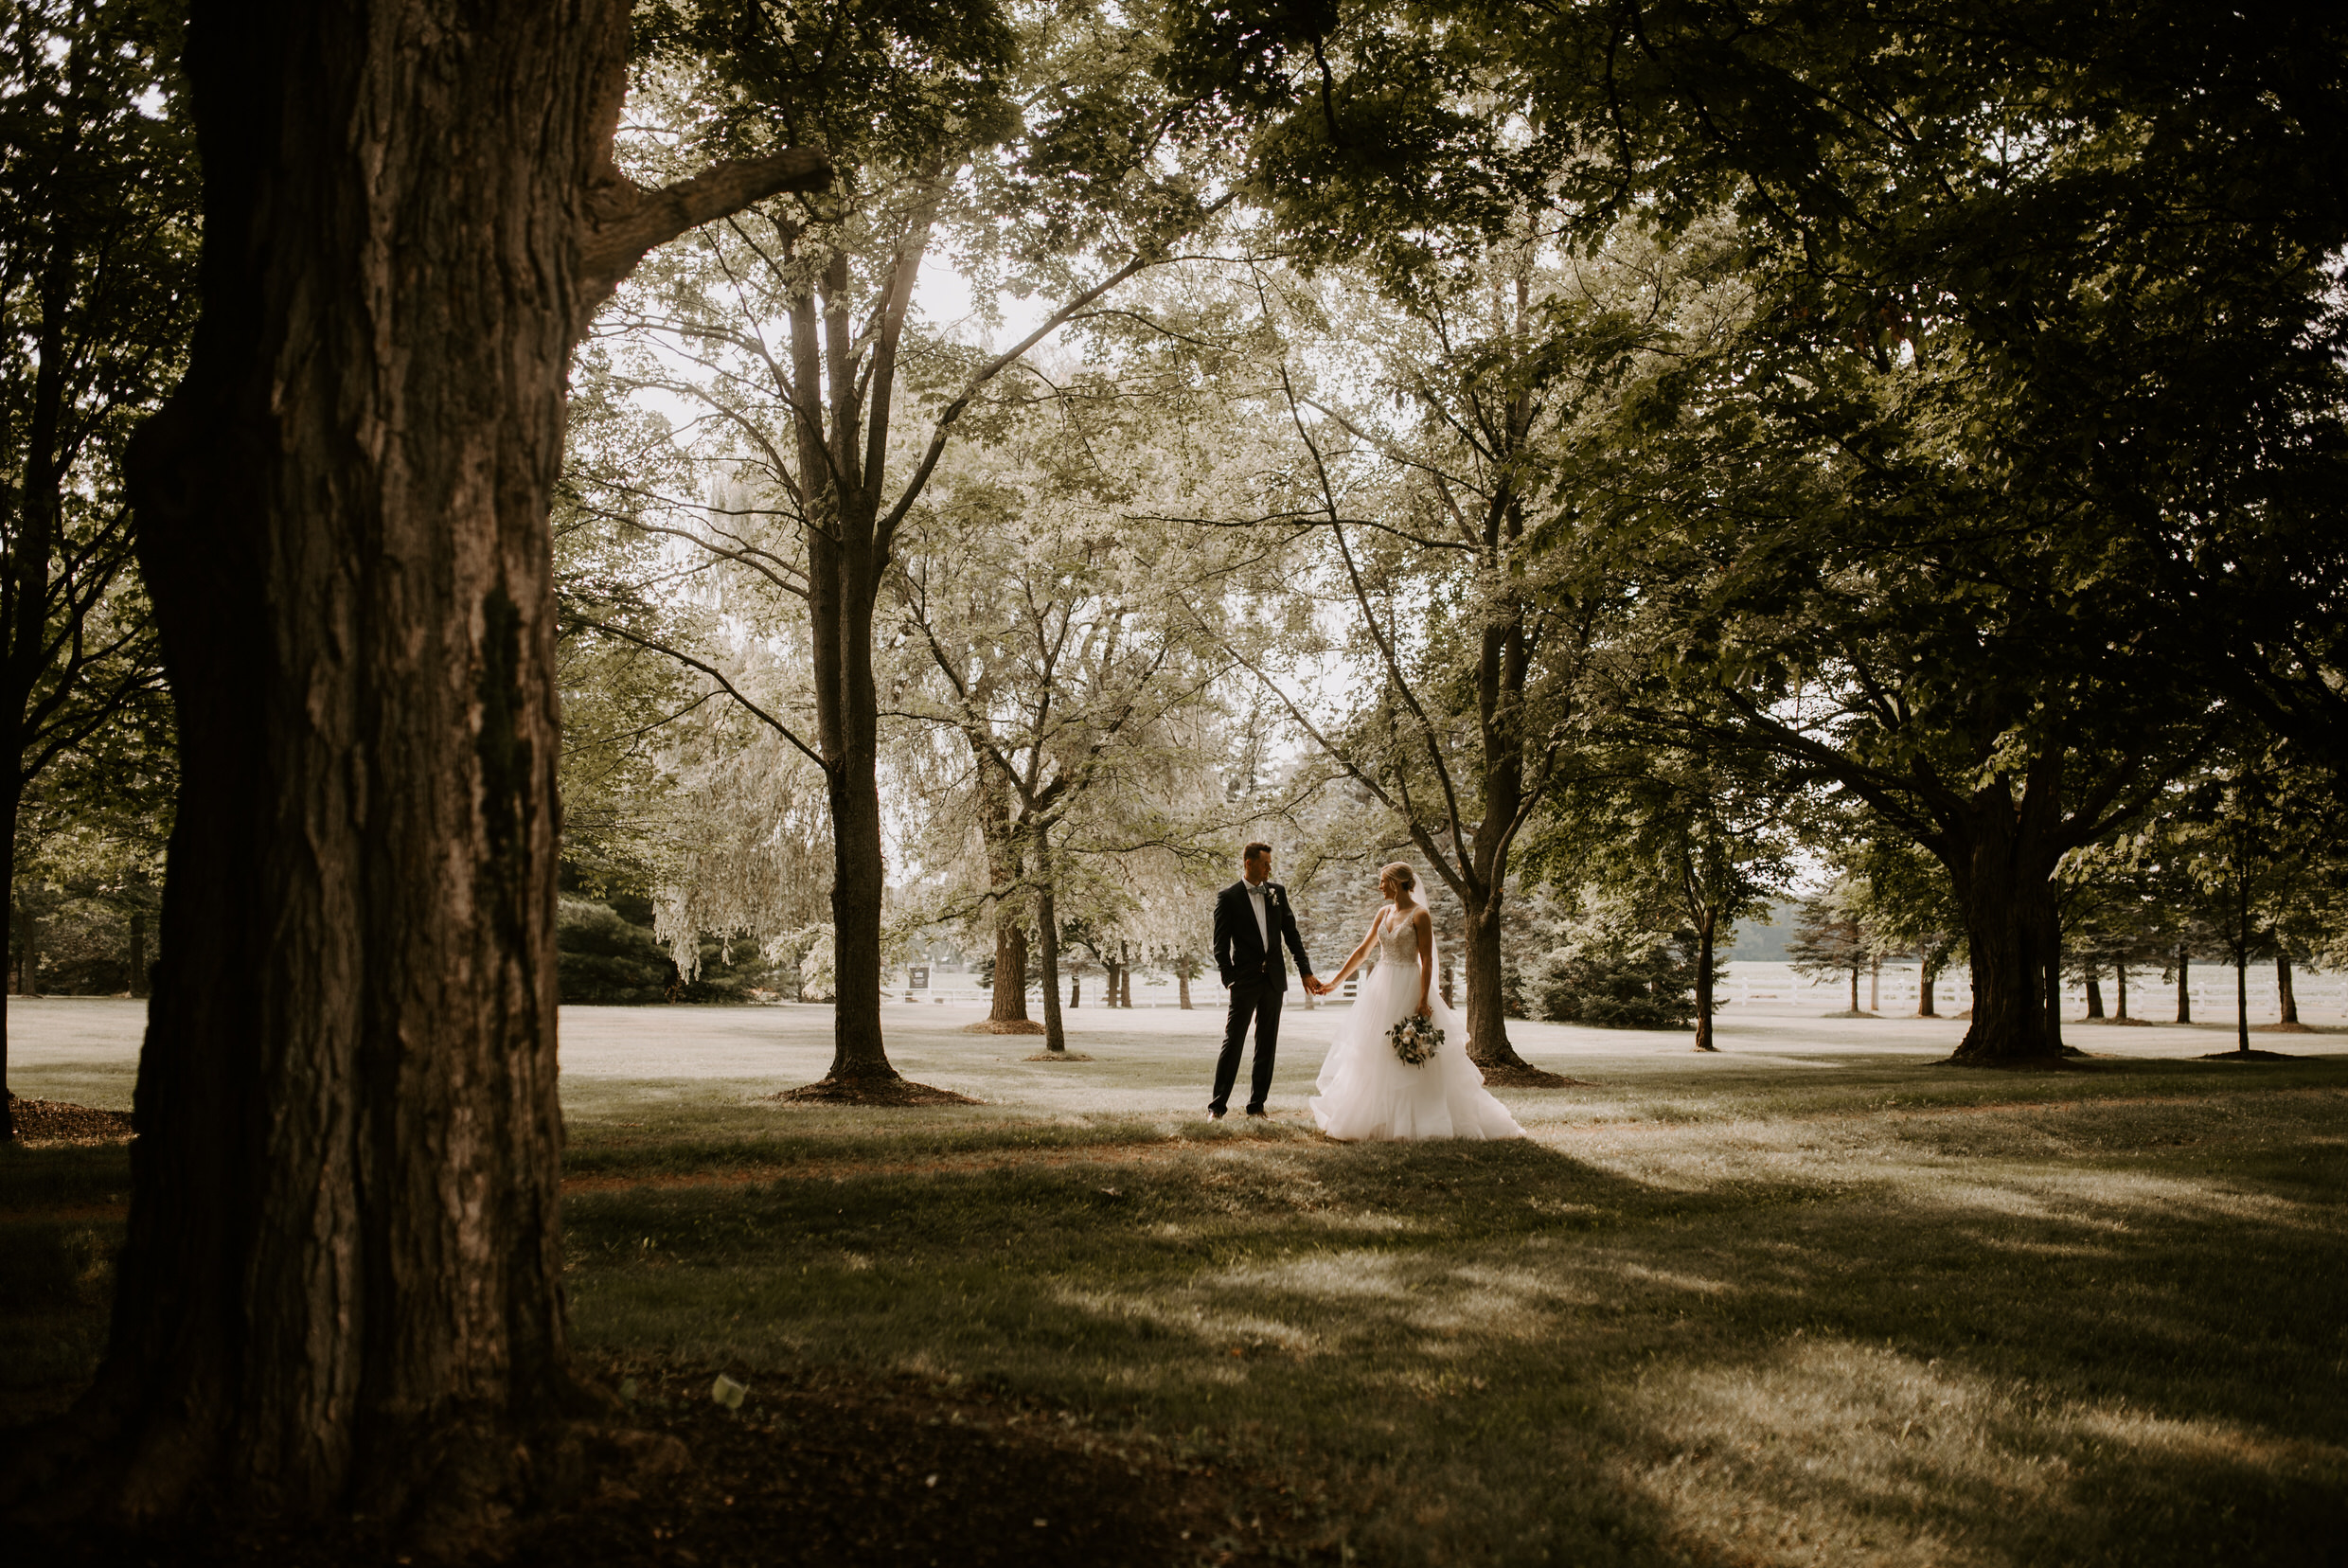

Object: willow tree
[1197,239,1647,1078]
[894,378,1237,1053]
[2,0,826,1543]
[578,1,1226,1088]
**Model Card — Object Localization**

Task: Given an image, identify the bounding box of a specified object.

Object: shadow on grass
[7,1062,2343,1565]
[561,1077,2348,1567]
[0,1141,130,1419]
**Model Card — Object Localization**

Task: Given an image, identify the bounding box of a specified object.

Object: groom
[1209,842,1320,1118]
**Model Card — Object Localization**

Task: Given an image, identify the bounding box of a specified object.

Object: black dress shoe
[1244,1106,1268,1117]
[1207,1109,1226,1120]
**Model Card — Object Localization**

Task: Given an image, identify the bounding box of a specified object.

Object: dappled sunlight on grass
[1616,1337,2348,1568]
[547,1053,2346,1564]
[17,999,2339,1565]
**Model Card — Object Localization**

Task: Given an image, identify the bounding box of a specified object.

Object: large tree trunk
[1037,899,1065,1049]
[1178,971,1191,1009]
[989,919,1030,1023]
[1034,825,1065,1053]
[0,794,18,1141]
[1940,781,2068,1063]
[808,517,893,1081]
[1918,954,1938,1017]
[2042,909,2066,1051]
[2113,959,2129,1020]
[2234,947,2250,1054]
[2084,964,2105,1018]
[975,760,1029,1025]
[0,0,822,1540]
[1691,909,1718,1052]
[2277,955,2299,1025]
[1459,895,1530,1072]
[1950,885,2063,1060]
[129,911,149,998]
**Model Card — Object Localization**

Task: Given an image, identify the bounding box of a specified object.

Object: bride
[1309,863,1526,1142]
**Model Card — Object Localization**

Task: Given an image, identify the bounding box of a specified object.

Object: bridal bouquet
[1388,1012,1442,1065]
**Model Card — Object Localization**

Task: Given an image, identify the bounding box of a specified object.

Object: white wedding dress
[1310,908,1527,1142]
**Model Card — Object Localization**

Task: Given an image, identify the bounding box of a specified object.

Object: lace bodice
[1377,908,1421,965]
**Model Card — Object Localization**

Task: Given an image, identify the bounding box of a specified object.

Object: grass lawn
[6,997,2346,1565]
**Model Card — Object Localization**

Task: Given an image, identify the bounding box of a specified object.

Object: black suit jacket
[1214,879,1313,990]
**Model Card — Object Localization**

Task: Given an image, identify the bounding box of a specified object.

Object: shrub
[557,898,675,1004]
[1531,900,1723,1029]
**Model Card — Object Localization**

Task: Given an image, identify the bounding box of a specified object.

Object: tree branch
[578,148,832,314]
[563,612,826,769]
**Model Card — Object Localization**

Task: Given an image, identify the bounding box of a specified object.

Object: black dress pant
[1212,978,1283,1114]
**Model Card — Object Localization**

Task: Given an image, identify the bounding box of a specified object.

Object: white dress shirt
[1247,880,1271,951]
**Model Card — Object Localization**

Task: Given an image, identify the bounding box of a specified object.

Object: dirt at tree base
[1474,1061,1592,1088]
[769,1078,981,1107]
[1938,1053,2104,1071]
[2197,1048,2307,1061]
[23,1362,1340,1566]
[1023,1051,1094,1062]
[4,1096,133,1146]
[962,1019,1046,1035]
[2256,1021,2321,1033]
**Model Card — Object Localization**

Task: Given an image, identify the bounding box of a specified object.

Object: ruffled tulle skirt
[1309,958,1527,1141]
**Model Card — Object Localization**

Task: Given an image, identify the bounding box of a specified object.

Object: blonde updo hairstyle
[1379,861,1418,898]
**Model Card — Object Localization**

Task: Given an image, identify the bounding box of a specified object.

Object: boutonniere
[1269,886,1285,909]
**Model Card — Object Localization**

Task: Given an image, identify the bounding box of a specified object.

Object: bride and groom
[1209,843,1525,1141]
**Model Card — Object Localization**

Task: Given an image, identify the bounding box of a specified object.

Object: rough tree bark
[2278,956,2299,1025]
[1917,954,1938,1017]
[1034,823,1066,1053]
[2233,947,2250,1053]
[1948,837,2063,1060]
[0,0,824,1541]
[1923,767,2086,1062]
[1691,910,1718,1052]
[969,751,1031,1025]
[128,911,148,998]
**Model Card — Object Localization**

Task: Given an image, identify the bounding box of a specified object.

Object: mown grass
[5,1044,2342,1565]
[557,1055,2348,1567]
[0,1142,132,1400]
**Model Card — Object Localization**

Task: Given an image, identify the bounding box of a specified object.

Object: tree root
[1472,1061,1592,1088]
[962,1019,1046,1035]
[1937,1053,2100,1070]
[770,1078,981,1106]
